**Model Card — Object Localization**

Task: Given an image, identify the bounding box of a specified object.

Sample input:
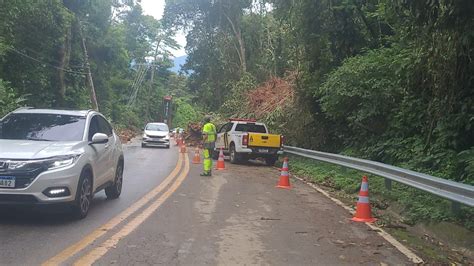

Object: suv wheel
[105,162,123,199]
[72,171,92,219]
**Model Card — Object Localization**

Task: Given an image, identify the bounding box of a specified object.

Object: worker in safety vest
[200,116,217,176]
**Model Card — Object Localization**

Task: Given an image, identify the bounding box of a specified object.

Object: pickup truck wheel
[265,156,278,166]
[212,150,219,160]
[229,145,240,164]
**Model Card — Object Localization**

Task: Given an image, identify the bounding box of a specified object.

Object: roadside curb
[289,172,424,264]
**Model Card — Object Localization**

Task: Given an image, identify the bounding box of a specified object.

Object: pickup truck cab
[214,119,284,165]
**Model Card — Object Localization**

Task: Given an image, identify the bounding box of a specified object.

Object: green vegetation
[172,98,201,128]
[0,0,188,130]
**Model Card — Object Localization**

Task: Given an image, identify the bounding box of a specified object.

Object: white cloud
[141,0,187,57]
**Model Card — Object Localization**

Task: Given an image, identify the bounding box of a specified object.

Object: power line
[129,65,145,97]
[128,65,149,106]
[127,65,146,104]
[6,46,87,75]
[20,46,85,68]
[130,66,148,105]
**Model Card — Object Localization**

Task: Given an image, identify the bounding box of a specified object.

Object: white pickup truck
[214,119,284,165]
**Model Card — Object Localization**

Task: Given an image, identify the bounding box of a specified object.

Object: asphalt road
[95,157,411,266]
[0,140,413,265]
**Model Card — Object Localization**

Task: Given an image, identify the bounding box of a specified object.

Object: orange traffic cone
[180,140,187,153]
[175,137,180,146]
[192,147,201,164]
[351,176,376,223]
[276,157,291,189]
[215,148,225,170]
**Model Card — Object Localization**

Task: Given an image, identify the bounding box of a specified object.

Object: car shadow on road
[142,146,169,149]
[0,197,111,226]
[0,205,78,225]
[230,159,273,167]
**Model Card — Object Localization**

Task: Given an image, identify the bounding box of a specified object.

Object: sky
[141,0,187,57]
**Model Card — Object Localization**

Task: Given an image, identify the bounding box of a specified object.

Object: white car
[142,122,170,148]
[0,108,124,219]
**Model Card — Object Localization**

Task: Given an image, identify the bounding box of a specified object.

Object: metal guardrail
[283,146,474,208]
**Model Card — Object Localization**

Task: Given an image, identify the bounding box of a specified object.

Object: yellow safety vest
[202,122,216,143]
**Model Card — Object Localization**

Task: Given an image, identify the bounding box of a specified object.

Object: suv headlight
[45,155,82,170]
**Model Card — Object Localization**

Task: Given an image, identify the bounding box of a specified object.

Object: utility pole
[79,21,99,111]
[149,37,162,91]
[150,35,162,122]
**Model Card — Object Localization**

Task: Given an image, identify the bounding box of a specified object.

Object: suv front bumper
[0,164,82,205]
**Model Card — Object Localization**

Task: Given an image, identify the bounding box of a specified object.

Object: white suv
[0,108,124,219]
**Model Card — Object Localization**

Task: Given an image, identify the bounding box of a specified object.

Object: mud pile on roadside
[182,122,202,147]
[117,128,136,144]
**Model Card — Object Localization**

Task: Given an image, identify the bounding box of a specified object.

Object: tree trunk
[79,20,99,111]
[223,12,247,73]
[57,25,72,107]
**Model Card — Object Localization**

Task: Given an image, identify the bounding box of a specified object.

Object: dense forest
[163,0,474,185]
[0,0,198,129]
[0,0,473,185]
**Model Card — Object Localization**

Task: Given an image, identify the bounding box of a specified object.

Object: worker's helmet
[203,115,211,123]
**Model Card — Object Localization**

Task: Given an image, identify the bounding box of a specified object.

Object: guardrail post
[384,178,392,191]
[451,201,461,214]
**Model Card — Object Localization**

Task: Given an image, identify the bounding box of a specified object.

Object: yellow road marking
[74,155,190,265]
[42,154,184,266]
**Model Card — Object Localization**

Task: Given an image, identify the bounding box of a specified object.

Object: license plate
[0,176,15,188]
[259,149,269,153]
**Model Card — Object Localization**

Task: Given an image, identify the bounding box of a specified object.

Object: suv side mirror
[91,133,108,144]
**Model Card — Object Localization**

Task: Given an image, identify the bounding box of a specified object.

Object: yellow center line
[73,155,191,265]
[42,154,184,266]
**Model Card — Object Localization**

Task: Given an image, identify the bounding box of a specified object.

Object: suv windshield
[235,123,267,133]
[0,113,86,141]
[146,124,168,131]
